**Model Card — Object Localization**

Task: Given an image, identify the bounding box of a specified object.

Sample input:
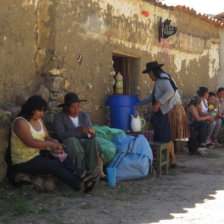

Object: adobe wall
[0,0,39,105]
[52,0,221,122]
[217,29,224,88]
[0,0,221,121]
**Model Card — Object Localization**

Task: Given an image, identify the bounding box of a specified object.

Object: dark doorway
[112,54,140,95]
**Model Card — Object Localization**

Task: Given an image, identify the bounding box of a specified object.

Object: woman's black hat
[142,61,164,74]
[58,93,87,107]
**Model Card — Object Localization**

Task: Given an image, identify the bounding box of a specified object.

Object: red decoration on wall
[141,11,150,17]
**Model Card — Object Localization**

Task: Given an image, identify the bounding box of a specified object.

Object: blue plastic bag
[107,134,153,181]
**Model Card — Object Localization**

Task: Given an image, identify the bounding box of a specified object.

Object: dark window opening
[112,54,140,95]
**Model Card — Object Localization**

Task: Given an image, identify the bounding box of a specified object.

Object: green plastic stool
[149,141,169,177]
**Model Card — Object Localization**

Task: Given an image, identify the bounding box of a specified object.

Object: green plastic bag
[93,125,125,141]
[93,125,125,165]
[96,137,117,165]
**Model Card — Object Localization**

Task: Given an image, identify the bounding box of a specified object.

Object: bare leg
[169,141,176,164]
[97,156,105,177]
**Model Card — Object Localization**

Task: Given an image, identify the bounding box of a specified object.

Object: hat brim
[58,100,87,107]
[142,64,164,74]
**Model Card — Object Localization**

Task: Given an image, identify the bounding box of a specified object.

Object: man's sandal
[81,167,101,183]
[83,179,96,193]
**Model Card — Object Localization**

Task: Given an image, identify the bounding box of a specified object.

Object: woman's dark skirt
[150,110,171,143]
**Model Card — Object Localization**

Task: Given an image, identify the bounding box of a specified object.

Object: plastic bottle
[115,71,123,95]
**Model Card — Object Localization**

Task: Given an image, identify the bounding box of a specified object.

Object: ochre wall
[0,0,39,105]
[0,0,222,123]
[51,0,221,123]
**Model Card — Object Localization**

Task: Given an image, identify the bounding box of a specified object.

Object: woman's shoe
[213,138,222,146]
[169,164,177,169]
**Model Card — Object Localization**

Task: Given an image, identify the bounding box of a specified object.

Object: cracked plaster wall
[52,0,221,123]
[217,29,224,88]
[0,0,222,125]
[0,0,39,105]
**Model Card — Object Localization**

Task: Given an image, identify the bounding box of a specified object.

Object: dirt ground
[1,146,224,224]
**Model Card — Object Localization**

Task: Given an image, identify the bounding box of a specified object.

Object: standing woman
[140,61,190,168]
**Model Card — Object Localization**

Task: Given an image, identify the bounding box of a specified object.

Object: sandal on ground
[169,164,177,169]
[81,167,101,183]
[82,179,96,193]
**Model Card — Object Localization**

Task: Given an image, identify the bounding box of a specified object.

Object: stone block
[36,85,50,102]
[50,92,64,103]
[64,79,70,90]
[0,161,7,182]
[0,127,10,144]
[0,140,8,154]
[0,109,12,127]
[48,68,67,76]
[48,101,61,112]
[16,93,30,106]
[7,106,21,120]
[46,76,63,92]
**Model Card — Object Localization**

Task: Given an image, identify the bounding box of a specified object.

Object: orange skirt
[168,103,190,140]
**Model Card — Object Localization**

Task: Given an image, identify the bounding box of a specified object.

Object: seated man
[53,92,106,179]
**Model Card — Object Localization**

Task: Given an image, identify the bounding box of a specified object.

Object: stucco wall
[0,0,39,105]
[50,0,221,123]
[0,0,222,121]
[217,29,224,88]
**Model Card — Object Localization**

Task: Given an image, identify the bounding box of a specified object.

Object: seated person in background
[197,87,221,146]
[53,93,106,179]
[208,92,218,117]
[197,87,210,116]
[11,95,100,193]
[187,96,213,154]
[216,87,224,124]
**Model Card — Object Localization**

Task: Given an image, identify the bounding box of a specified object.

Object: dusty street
[0,147,224,224]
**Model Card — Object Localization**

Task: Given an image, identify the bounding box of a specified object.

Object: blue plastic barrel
[105,95,140,131]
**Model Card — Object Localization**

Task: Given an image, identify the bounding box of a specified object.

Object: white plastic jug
[130,115,146,132]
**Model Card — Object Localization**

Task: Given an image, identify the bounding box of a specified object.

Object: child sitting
[208,92,218,120]
[206,91,222,145]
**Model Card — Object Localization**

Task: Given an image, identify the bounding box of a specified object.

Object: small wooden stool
[149,141,169,177]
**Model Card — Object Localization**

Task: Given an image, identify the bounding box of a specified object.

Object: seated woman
[197,87,222,145]
[10,95,100,192]
[187,96,213,154]
[53,93,106,179]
